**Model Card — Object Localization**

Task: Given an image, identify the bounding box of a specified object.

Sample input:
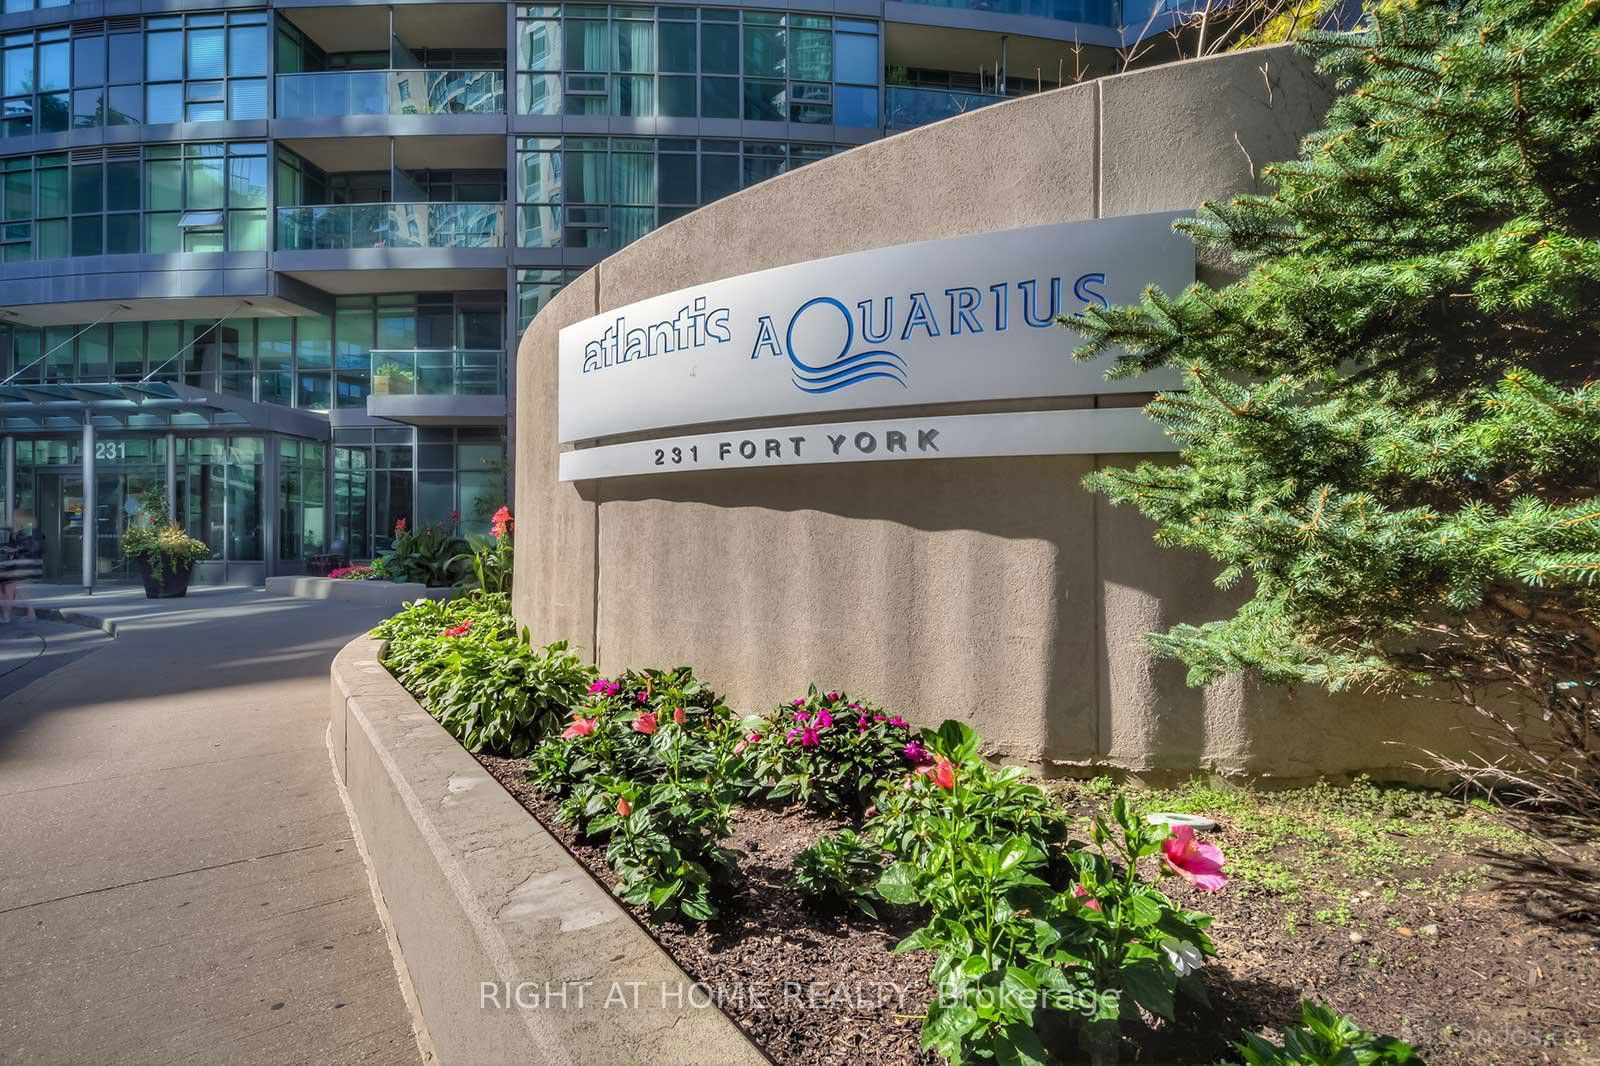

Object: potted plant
[372,362,415,395]
[120,488,210,599]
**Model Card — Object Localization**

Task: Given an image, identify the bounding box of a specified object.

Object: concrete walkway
[0,587,424,1066]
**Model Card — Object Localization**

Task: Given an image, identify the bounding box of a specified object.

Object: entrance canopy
[0,382,330,440]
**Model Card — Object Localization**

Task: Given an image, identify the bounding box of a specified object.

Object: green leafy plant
[454,505,513,594]
[1235,1001,1424,1065]
[792,829,885,916]
[373,595,594,756]
[381,517,467,587]
[564,715,742,921]
[748,686,920,818]
[120,486,208,578]
[872,722,1224,1065]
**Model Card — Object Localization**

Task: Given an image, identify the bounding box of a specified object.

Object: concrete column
[165,432,177,522]
[81,421,94,593]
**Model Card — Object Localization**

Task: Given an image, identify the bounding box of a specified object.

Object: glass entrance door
[96,468,164,581]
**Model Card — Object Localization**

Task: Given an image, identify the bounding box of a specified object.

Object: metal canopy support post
[165,432,177,522]
[81,420,94,593]
[3,436,13,529]
[262,435,279,580]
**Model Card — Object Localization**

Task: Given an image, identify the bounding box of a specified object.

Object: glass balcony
[276,203,505,250]
[885,86,1007,130]
[369,350,503,397]
[894,0,1116,25]
[275,70,506,118]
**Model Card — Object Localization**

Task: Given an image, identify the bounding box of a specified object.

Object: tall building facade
[0,0,1172,587]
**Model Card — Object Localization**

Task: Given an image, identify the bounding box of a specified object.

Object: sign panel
[558,408,1177,481]
[557,212,1193,443]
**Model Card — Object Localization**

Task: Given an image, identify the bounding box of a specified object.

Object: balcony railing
[275,69,506,118]
[276,203,505,250]
[370,350,503,397]
[894,0,1116,25]
[885,85,1008,130]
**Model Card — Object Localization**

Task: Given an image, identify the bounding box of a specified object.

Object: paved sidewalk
[0,587,424,1066]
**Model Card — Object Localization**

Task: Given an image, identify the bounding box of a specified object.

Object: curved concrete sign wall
[515,45,1474,781]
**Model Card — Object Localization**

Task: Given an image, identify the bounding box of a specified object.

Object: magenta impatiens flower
[826,691,840,701]
[889,715,908,728]
[733,731,761,755]
[799,728,820,748]
[588,678,621,698]
[814,710,833,729]
[1161,825,1228,891]
[793,698,805,708]
[635,690,649,704]
[902,741,932,765]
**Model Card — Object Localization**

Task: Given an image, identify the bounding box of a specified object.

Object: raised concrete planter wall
[329,637,764,1066]
[515,45,1479,782]
[267,576,459,608]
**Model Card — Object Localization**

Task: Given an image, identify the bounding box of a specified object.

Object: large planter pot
[137,558,194,599]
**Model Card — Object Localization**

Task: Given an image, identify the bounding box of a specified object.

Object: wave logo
[784,297,907,394]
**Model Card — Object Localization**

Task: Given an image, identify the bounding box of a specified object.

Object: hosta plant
[373,595,594,756]
[748,685,920,818]
[791,829,886,917]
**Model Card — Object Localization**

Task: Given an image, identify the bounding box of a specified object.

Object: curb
[34,607,119,638]
[329,635,767,1066]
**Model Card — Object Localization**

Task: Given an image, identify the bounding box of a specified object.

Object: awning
[0,381,331,440]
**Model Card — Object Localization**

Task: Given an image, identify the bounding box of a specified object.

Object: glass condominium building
[0,0,1170,587]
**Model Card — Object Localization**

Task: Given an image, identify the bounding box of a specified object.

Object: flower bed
[366,596,1461,1065]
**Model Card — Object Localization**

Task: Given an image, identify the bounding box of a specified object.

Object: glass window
[38,40,68,92]
[106,161,139,212]
[613,21,653,73]
[227,154,266,207]
[228,26,267,77]
[146,32,182,84]
[187,28,226,80]
[701,23,738,74]
[659,22,696,73]
[146,83,182,124]
[565,20,608,72]
[659,76,695,117]
[790,30,832,82]
[73,36,105,88]
[658,152,695,204]
[743,26,785,79]
[701,152,738,202]
[743,80,784,122]
[835,31,878,85]
[71,164,102,214]
[186,156,225,210]
[835,85,878,127]
[702,76,738,119]
[108,34,141,83]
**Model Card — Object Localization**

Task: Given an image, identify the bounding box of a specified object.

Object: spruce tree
[1068,0,1600,817]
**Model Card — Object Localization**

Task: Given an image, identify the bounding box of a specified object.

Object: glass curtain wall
[278,438,327,561]
[0,141,267,261]
[0,11,269,140]
[515,5,880,125]
[516,135,835,250]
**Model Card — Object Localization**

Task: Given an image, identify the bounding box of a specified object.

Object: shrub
[792,829,885,916]
[1235,1001,1424,1065]
[373,595,593,756]
[748,685,920,818]
[329,564,380,581]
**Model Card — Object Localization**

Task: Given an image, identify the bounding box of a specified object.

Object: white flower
[1159,937,1205,977]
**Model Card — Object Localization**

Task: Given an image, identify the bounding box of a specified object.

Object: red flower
[673,706,686,726]
[1161,825,1228,892]
[490,505,513,540]
[617,797,632,817]
[562,717,597,739]
[915,757,956,790]
[442,618,473,638]
[633,712,657,735]
[395,518,407,533]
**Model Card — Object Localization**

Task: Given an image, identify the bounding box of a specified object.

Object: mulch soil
[477,753,1599,1065]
